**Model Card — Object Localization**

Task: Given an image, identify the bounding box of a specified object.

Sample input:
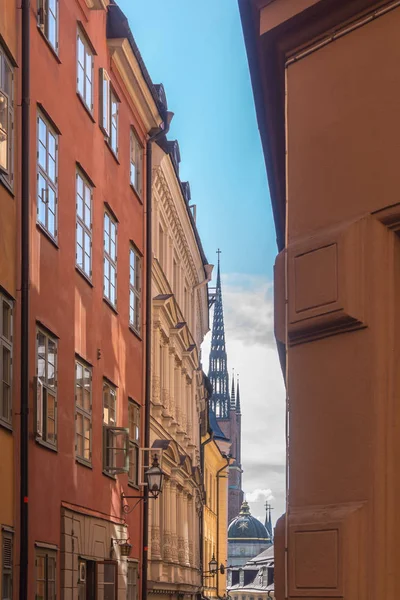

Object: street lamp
[209,555,218,573]
[146,454,164,498]
[121,452,165,514]
[111,538,133,557]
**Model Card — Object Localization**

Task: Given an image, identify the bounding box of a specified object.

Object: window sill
[0,175,14,198]
[127,481,140,490]
[129,325,142,341]
[76,457,92,469]
[77,93,95,123]
[76,266,94,287]
[103,297,118,315]
[36,222,59,249]
[37,26,61,64]
[35,437,58,453]
[105,140,120,165]
[0,419,13,433]
[130,184,143,205]
[102,470,116,481]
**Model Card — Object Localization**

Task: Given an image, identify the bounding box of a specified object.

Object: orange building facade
[240,1,400,600]
[1,0,168,598]
[0,1,18,598]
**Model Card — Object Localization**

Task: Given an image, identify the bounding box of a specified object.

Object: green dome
[228,501,270,541]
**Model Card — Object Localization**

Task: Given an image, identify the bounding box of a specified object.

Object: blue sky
[118,1,286,521]
[118,0,276,279]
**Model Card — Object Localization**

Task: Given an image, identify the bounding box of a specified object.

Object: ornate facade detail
[152,375,161,404]
[151,525,161,559]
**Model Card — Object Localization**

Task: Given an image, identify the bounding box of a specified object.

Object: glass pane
[78,38,84,67]
[84,251,90,276]
[85,77,91,108]
[77,244,83,270]
[38,118,47,146]
[2,300,11,340]
[3,346,10,384]
[48,133,56,160]
[84,231,91,255]
[2,382,10,420]
[38,141,46,170]
[47,184,56,211]
[85,52,92,80]
[48,156,56,183]
[77,223,83,248]
[77,192,83,220]
[48,13,57,49]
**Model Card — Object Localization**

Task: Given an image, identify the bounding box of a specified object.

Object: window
[110,91,118,155]
[97,562,117,599]
[77,30,93,112]
[37,112,58,240]
[75,360,92,464]
[78,559,96,600]
[37,0,59,53]
[128,400,140,486]
[159,226,165,269]
[36,328,57,447]
[0,47,14,186]
[130,129,143,195]
[99,69,119,155]
[0,294,12,426]
[104,211,117,307]
[2,531,12,600]
[103,381,129,475]
[129,247,141,334]
[127,563,138,600]
[76,171,92,278]
[35,549,56,600]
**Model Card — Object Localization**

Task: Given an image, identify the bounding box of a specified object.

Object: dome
[228,501,270,541]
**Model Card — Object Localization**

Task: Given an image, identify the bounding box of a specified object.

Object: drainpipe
[200,428,214,591]
[216,455,230,600]
[142,110,173,600]
[20,0,30,599]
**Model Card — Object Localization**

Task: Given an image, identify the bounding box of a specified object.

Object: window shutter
[99,68,110,137]
[2,535,12,570]
[36,377,44,438]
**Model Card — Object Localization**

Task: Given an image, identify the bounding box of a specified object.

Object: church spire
[236,375,241,414]
[208,250,230,419]
[265,502,274,543]
[230,369,236,410]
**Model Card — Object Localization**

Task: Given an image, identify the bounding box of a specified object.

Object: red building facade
[13,1,165,597]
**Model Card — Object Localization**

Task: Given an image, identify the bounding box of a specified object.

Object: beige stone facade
[148,139,211,600]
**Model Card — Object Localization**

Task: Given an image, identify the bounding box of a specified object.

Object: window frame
[128,399,140,487]
[36,327,58,449]
[37,111,58,241]
[2,530,13,600]
[130,128,143,196]
[99,68,110,136]
[129,246,142,335]
[103,209,118,308]
[110,89,119,156]
[76,170,93,280]
[0,293,13,428]
[75,358,92,466]
[76,28,94,113]
[35,548,57,600]
[37,0,59,54]
[126,561,138,600]
[0,46,14,189]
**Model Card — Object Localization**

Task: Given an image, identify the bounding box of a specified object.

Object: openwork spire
[236,375,241,414]
[230,369,236,410]
[208,250,230,419]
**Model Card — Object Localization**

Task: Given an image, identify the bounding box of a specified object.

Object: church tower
[208,251,244,523]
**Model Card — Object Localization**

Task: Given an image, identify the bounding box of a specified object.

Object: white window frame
[0,294,12,427]
[102,380,129,475]
[36,327,57,448]
[130,128,143,196]
[99,68,119,156]
[129,246,141,334]
[77,29,93,113]
[128,400,140,486]
[2,531,13,600]
[35,548,56,600]
[103,210,117,307]
[0,46,14,188]
[75,359,92,465]
[37,0,59,54]
[37,111,58,240]
[127,562,138,600]
[76,170,92,279]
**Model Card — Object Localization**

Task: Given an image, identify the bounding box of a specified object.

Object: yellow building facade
[148,132,212,600]
[202,431,230,600]
[0,1,17,598]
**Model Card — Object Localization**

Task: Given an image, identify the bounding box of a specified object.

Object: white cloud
[201,273,286,526]
[246,488,274,503]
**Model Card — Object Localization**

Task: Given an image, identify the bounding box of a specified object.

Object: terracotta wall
[273,5,400,600]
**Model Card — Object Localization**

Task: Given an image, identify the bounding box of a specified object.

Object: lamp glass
[146,455,164,497]
[209,556,218,572]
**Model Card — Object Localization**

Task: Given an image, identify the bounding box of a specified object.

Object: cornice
[107,38,162,133]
